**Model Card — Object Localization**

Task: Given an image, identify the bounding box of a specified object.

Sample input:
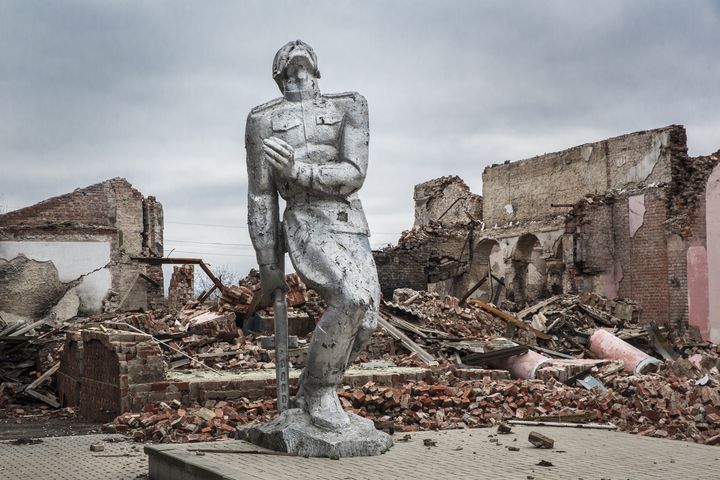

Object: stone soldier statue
[245,40,382,434]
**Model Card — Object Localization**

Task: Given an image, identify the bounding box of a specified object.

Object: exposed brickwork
[65,330,165,421]
[667,149,720,238]
[383,125,716,332]
[0,178,164,314]
[60,330,434,418]
[570,185,707,327]
[413,176,482,227]
[57,332,84,407]
[482,126,683,227]
[168,265,195,312]
[614,190,671,325]
[373,225,474,299]
[374,247,429,299]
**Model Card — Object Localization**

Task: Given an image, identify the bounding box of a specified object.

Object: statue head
[272,40,321,93]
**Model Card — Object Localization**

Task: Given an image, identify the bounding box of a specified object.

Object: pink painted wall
[707,164,720,343]
[687,245,709,340]
[628,194,646,238]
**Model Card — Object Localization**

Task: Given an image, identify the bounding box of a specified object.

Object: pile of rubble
[0,316,92,409]
[103,349,720,445]
[3,269,720,448]
[108,398,277,443]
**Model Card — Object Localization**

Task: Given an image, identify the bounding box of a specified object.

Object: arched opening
[512,233,547,305]
[449,238,505,302]
[546,238,565,295]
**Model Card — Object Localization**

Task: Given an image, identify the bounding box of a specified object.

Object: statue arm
[294,94,369,197]
[246,113,280,266]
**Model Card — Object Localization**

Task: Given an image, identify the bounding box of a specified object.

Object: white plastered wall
[0,240,112,314]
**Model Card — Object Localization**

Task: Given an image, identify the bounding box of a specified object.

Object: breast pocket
[271,115,302,132]
[316,113,343,126]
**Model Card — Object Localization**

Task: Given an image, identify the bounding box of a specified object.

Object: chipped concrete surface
[0,255,72,319]
[0,241,112,314]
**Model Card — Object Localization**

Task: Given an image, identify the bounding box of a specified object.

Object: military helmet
[272,40,321,92]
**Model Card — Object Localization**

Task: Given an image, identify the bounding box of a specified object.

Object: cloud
[1,0,719,276]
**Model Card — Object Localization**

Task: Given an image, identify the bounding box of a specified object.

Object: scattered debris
[528,431,554,449]
[497,423,512,434]
[8,438,43,445]
[2,271,719,448]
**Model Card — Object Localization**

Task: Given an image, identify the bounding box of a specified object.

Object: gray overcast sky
[1,0,719,277]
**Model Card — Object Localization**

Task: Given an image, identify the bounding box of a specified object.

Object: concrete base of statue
[239,408,393,458]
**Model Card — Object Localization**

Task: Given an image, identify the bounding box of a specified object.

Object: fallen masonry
[2,270,718,446]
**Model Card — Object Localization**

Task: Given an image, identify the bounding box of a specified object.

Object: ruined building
[0,178,164,323]
[374,125,720,342]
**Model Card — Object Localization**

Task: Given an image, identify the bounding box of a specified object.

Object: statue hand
[263,137,298,180]
[259,263,289,298]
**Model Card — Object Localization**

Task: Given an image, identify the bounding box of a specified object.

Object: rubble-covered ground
[1,272,718,447]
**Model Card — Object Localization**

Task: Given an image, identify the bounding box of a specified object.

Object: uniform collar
[284,88,320,102]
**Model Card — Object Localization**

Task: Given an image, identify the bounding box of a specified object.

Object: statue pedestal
[240,408,393,458]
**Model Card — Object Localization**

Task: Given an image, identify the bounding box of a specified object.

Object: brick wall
[482,126,683,227]
[0,178,165,313]
[614,190,671,324]
[374,247,429,299]
[62,330,165,421]
[414,176,483,227]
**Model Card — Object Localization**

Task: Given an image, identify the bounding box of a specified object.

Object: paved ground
[1,427,719,479]
[0,415,103,440]
[0,434,148,480]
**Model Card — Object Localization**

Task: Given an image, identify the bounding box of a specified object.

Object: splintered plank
[378,314,438,366]
[468,300,550,340]
[517,295,562,319]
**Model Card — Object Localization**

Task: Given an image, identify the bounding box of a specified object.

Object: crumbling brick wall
[0,178,164,317]
[414,176,482,227]
[374,244,430,299]
[374,223,475,299]
[168,265,195,312]
[482,126,683,228]
[570,183,711,328]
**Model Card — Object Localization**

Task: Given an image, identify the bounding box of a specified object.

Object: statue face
[273,40,320,93]
[286,54,314,82]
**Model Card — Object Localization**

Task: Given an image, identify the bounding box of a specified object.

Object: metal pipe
[274,289,290,412]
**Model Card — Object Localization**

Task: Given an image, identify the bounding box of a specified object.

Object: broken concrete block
[528,431,554,449]
[186,311,238,342]
[497,423,512,434]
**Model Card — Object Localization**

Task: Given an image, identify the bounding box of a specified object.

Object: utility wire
[166,250,257,257]
[167,221,404,235]
[165,239,254,247]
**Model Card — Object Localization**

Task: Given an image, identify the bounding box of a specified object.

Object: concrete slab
[145,426,720,480]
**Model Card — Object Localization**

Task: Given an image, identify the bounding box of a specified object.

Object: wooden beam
[198,284,218,304]
[517,295,562,319]
[24,363,61,408]
[459,273,488,306]
[9,318,48,337]
[468,299,551,340]
[139,273,160,288]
